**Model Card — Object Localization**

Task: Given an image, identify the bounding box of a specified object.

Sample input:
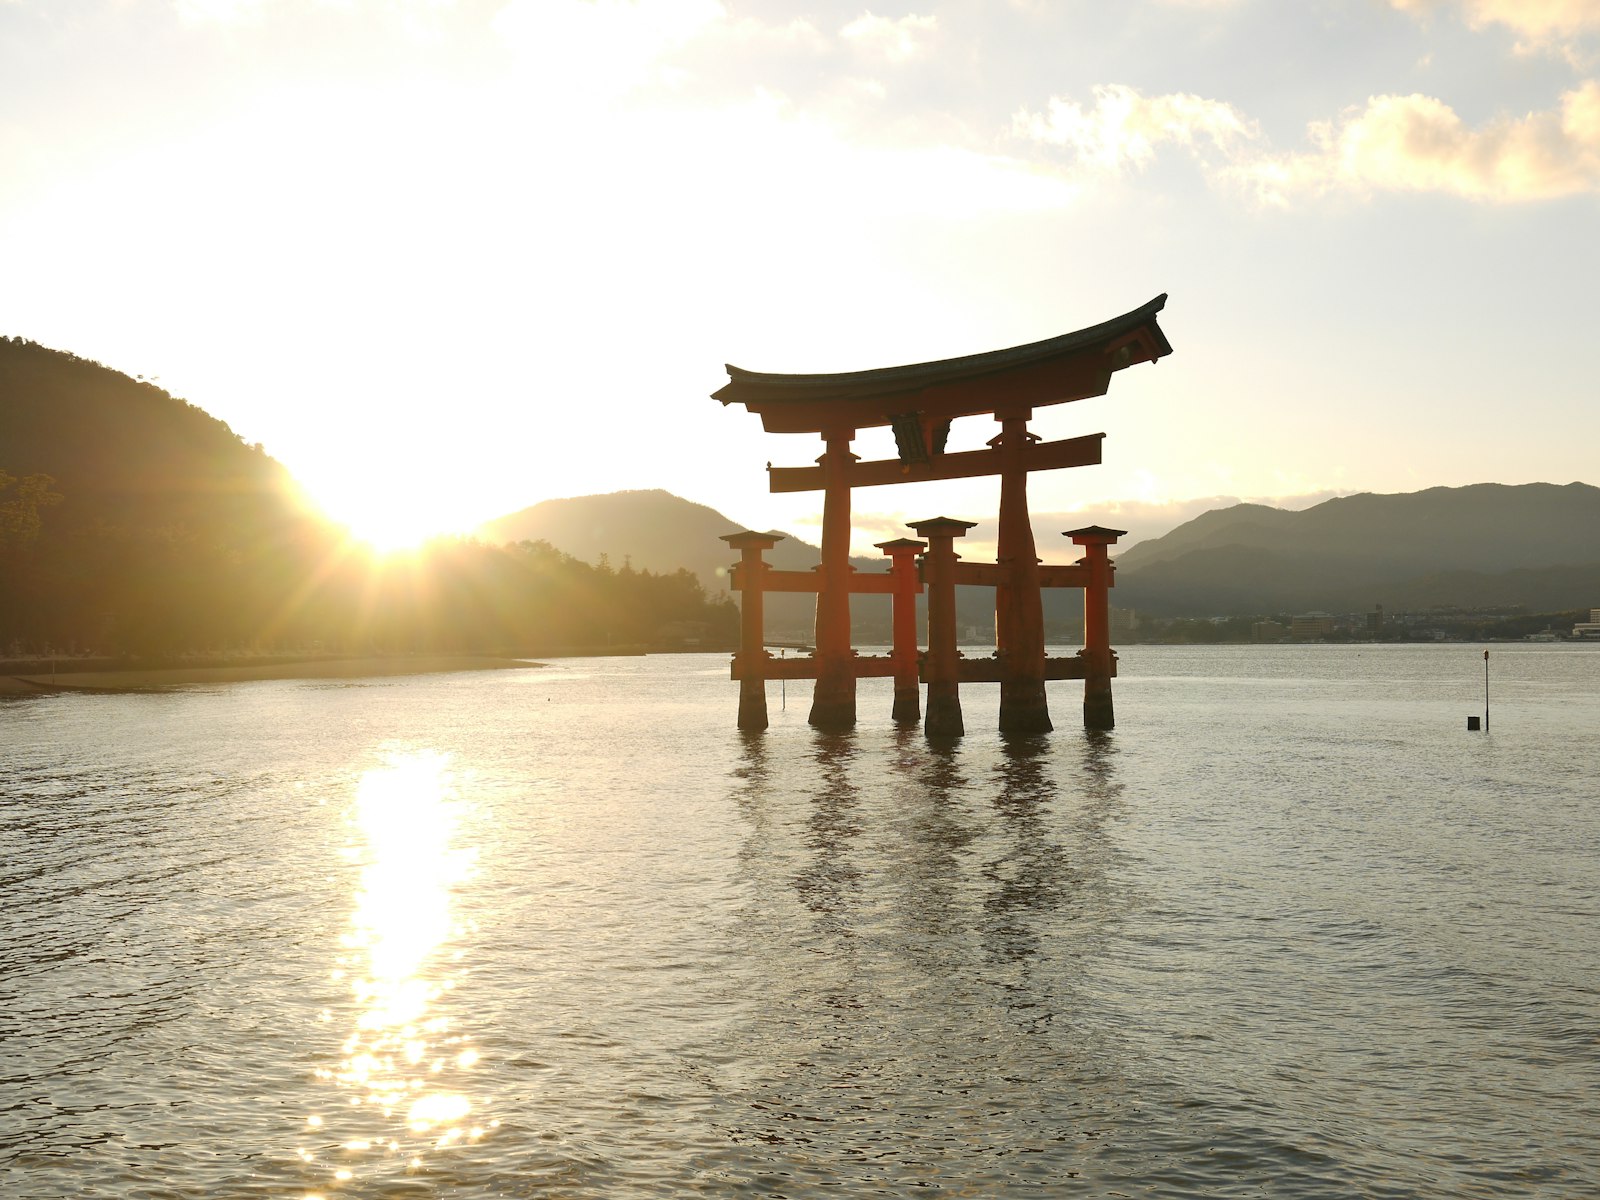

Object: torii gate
[713,294,1172,735]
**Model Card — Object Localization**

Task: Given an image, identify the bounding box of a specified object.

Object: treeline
[0,337,737,658]
[1,497,737,657]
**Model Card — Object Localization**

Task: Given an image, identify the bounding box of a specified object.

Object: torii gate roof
[714,294,1171,435]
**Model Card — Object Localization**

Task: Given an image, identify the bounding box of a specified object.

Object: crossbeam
[730,654,897,681]
[730,565,908,595]
[769,432,1104,493]
[950,654,1116,683]
[950,562,1099,589]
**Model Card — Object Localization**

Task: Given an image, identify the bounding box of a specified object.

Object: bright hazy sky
[3,0,1597,557]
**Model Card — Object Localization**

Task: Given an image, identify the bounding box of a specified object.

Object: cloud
[839,11,939,64]
[1390,0,1600,60]
[1012,84,1259,173]
[1239,81,1600,202]
[1015,81,1600,203]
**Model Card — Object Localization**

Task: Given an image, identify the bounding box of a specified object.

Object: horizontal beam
[730,654,897,681]
[731,565,911,595]
[947,561,1093,588]
[769,432,1104,493]
[734,652,1118,682]
[943,654,1117,683]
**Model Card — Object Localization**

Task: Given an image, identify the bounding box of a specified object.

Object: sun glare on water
[298,750,488,1190]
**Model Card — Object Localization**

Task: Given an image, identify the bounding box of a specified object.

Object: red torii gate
[713,294,1172,735]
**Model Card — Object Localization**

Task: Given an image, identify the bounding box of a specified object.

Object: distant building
[1365,605,1384,637]
[1290,612,1336,639]
[1573,609,1600,639]
[1252,620,1287,643]
[1110,606,1139,639]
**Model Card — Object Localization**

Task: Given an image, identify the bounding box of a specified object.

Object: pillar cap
[720,530,786,550]
[908,517,978,538]
[1063,524,1126,545]
[875,537,927,553]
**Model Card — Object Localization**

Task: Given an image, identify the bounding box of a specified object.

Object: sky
[2,0,1598,560]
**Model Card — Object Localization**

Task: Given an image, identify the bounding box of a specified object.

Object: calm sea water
[2,645,1597,1199]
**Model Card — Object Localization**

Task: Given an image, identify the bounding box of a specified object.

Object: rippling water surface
[2,645,1597,1198]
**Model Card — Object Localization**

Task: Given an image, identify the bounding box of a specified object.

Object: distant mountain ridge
[1115,482,1600,615]
[479,488,881,593]
[480,489,885,634]
[482,482,1600,624]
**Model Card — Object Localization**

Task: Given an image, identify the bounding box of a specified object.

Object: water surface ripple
[1,646,1596,1197]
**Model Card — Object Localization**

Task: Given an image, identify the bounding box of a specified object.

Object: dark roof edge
[715,294,1169,405]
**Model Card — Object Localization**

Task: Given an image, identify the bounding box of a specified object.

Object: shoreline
[1,654,545,695]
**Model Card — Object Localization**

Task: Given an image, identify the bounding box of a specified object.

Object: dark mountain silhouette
[0,336,310,539]
[0,338,735,656]
[480,489,894,636]
[479,489,881,591]
[1115,483,1600,615]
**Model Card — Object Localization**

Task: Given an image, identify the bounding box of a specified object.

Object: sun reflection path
[300,750,495,1191]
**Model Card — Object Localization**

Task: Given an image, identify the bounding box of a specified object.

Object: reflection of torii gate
[713,294,1172,736]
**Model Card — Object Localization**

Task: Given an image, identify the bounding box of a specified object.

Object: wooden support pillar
[1065,525,1125,731]
[909,517,976,739]
[810,426,858,730]
[721,530,783,730]
[993,409,1050,733]
[875,537,926,724]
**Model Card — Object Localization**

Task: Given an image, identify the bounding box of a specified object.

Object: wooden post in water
[810,426,858,730]
[722,530,783,731]
[993,408,1051,733]
[1066,525,1125,731]
[876,537,927,724]
[911,517,976,738]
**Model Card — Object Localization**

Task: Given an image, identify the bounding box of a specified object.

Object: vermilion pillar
[993,408,1051,733]
[910,517,975,739]
[1065,525,1125,730]
[876,537,926,724]
[722,530,783,731]
[810,426,858,729]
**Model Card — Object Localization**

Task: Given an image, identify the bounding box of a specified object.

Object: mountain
[480,489,894,636]
[0,336,309,541]
[0,336,337,652]
[1,339,736,656]
[1114,482,1600,615]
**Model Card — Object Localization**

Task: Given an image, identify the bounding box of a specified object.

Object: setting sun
[310,485,469,556]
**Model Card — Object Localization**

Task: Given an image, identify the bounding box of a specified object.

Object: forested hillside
[0,338,735,656]
[1115,483,1600,615]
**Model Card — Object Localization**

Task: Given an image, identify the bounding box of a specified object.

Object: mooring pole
[1484,648,1490,732]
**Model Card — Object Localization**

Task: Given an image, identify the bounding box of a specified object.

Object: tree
[0,470,62,548]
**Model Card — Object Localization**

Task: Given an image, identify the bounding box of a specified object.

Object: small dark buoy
[1467,716,1481,730]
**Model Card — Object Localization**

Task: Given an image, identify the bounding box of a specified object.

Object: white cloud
[839,11,939,64]
[1390,0,1600,61]
[1014,81,1600,203]
[1012,84,1259,173]
[1238,81,1600,202]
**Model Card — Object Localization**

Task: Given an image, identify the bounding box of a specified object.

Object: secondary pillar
[910,517,975,739]
[721,530,783,731]
[1065,525,1125,730]
[993,409,1050,733]
[810,426,858,729]
[876,537,926,724]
